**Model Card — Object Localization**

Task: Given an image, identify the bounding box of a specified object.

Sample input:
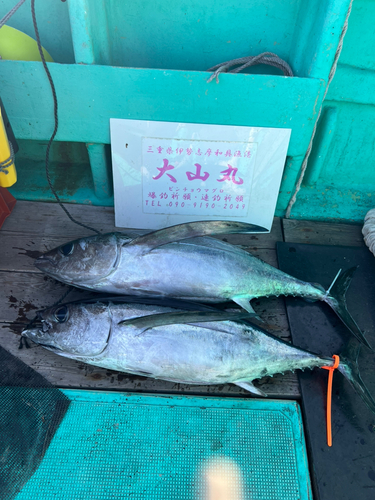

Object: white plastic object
[362,208,375,256]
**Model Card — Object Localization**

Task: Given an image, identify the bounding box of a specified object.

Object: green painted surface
[288,98,375,222]
[86,143,113,200]
[15,390,312,500]
[0,61,325,210]
[286,0,375,222]
[2,0,370,222]
[327,64,375,106]
[67,0,351,79]
[8,157,113,207]
[336,0,375,72]
[286,184,374,222]
[0,61,324,156]
[70,0,301,69]
[7,140,113,206]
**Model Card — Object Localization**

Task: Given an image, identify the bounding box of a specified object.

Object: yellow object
[0,108,17,187]
[0,25,53,62]
[0,24,52,188]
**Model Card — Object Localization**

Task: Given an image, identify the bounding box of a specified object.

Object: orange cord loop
[321,354,340,447]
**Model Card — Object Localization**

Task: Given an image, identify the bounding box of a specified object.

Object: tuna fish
[22,299,375,413]
[34,220,370,348]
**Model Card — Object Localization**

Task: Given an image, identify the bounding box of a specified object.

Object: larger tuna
[22,299,375,412]
[34,221,370,348]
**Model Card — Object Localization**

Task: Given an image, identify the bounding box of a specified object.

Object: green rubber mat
[15,391,312,500]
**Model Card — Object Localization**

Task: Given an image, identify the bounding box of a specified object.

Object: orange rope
[322,355,340,447]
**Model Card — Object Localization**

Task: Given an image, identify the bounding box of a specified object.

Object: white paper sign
[142,138,257,217]
[110,119,291,231]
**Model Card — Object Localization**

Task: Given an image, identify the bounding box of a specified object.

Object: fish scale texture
[15,392,312,500]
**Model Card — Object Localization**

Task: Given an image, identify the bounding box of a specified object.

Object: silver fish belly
[22,300,375,412]
[21,301,334,396]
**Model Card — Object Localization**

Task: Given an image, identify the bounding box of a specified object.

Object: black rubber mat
[277,242,375,500]
[0,346,70,500]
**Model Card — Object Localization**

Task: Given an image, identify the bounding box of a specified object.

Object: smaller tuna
[22,299,375,413]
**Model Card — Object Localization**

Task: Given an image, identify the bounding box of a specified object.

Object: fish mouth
[21,326,62,351]
[35,255,57,269]
[37,342,62,351]
[22,327,46,340]
[22,316,54,341]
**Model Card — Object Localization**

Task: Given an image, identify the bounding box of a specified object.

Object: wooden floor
[0,201,366,398]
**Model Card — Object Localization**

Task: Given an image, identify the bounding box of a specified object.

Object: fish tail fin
[324,267,372,349]
[338,340,375,414]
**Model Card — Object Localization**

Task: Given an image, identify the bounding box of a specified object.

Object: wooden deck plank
[0,271,95,325]
[1,201,118,238]
[282,219,365,246]
[0,234,69,273]
[1,201,283,247]
[0,325,299,398]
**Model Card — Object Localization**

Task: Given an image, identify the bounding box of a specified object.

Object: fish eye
[54,305,68,323]
[59,242,74,256]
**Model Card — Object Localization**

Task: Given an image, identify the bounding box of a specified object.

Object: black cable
[50,285,74,308]
[30,0,101,235]
[19,335,30,349]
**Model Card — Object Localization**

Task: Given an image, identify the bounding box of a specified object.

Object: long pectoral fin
[118,310,254,332]
[232,297,263,321]
[123,220,267,255]
[235,381,268,397]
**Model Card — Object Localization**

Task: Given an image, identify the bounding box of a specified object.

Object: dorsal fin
[123,220,266,255]
[118,310,254,332]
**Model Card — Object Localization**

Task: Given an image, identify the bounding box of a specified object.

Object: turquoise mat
[15,391,312,500]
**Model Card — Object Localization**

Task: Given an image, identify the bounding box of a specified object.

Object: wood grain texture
[0,234,67,273]
[1,201,283,245]
[0,271,96,325]
[1,201,118,238]
[282,218,365,246]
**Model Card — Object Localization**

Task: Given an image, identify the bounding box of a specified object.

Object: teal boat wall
[67,0,349,79]
[0,61,326,208]
[337,0,375,71]
[69,0,302,69]
[0,0,87,203]
[10,140,106,206]
[1,0,371,223]
[286,0,375,222]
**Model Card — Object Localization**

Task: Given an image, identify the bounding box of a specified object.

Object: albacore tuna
[22,299,375,412]
[34,221,370,348]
